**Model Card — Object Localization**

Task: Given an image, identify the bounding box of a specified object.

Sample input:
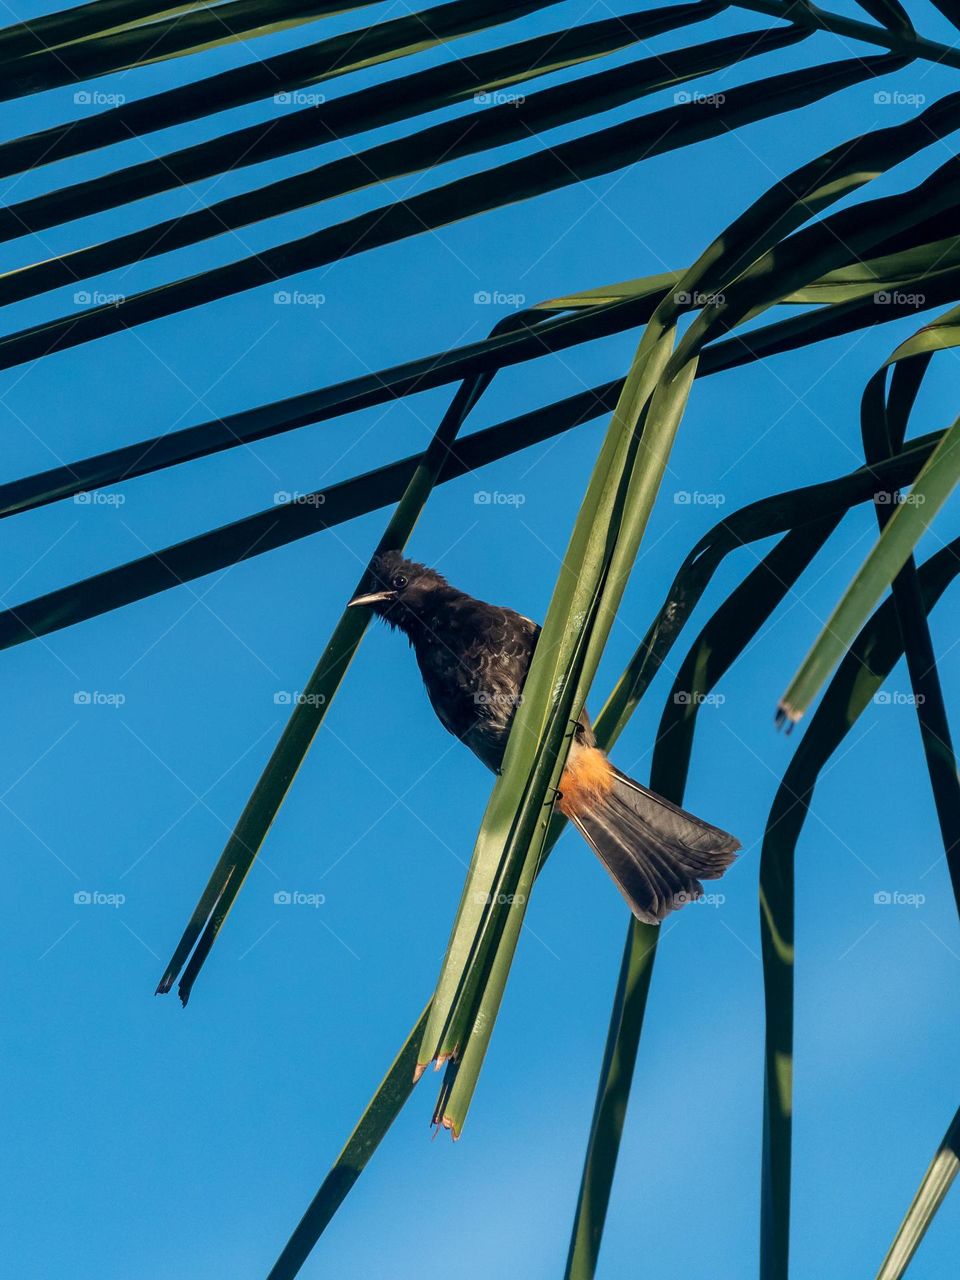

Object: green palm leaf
[3,231,954,525]
[0,0,402,98]
[427,339,697,1135]
[260,432,954,1276]
[412,89,960,1120]
[860,315,960,913]
[0,0,558,163]
[734,0,960,66]
[0,2,710,179]
[156,353,507,1001]
[0,25,805,297]
[0,285,672,519]
[265,1004,433,1280]
[781,402,960,723]
[760,534,960,1276]
[928,0,960,32]
[851,0,914,32]
[565,518,839,1279]
[0,0,218,60]
[0,49,899,371]
[876,1104,960,1280]
[4,2,960,1273]
[2,286,952,655]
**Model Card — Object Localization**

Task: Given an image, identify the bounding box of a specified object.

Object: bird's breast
[411,613,535,772]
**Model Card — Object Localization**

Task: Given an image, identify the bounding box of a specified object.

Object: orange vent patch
[557,745,615,818]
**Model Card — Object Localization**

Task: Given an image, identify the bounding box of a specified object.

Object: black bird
[349,551,739,923]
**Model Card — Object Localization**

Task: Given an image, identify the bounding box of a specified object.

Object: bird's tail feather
[567,766,739,924]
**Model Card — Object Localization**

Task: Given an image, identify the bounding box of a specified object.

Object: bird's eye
[391,573,408,590]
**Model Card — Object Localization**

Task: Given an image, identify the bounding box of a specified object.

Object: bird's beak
[347,589,395,608]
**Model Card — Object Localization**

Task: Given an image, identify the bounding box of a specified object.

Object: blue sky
[1,1,958,1276]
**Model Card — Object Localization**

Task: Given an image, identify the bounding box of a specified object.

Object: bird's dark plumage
[350,552,739,922]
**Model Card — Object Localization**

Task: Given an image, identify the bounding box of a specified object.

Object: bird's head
[347,551,451,630]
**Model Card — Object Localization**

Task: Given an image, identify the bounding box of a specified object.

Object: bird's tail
[558,745,739,923]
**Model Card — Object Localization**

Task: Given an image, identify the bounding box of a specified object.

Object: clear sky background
[1,1,959,1276]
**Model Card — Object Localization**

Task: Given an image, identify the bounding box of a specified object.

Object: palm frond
[0,48,903,370]
[0,0,378,98]
[1,25,805,297]
[876,1104,960,1280]
[0,0,558,164]
[566,514,843,1279]
[780,310,960,723]
[734,0,960,66]
[760,536,960,1277]
[5,1,960,1272]
[0,1,225,61]
[861,316,960,912]
[258,430,955,1274]
[157,356,503,1001]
